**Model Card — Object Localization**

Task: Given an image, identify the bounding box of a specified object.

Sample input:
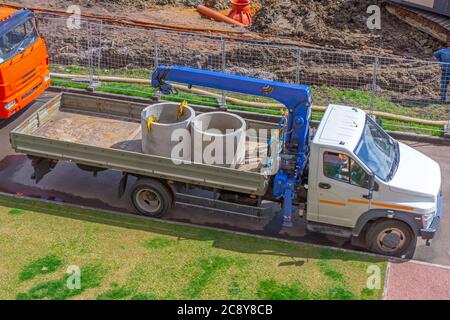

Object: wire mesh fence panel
[298,49,377,110]
[156,31,223,71]
[374,57,448,135]
[92,24,156,98]
[155,31,225,106]
[38,16,96,85]
[96,24,155,78]
[224,41,298,84]
[376,57,446,107]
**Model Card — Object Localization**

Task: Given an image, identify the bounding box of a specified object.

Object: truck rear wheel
[366,220,415,258]
[130,178,173,217]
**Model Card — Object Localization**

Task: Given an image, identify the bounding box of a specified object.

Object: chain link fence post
[153,31,159,69]
[87,21,94,87]
[153,31,161,100]
[86,21,100,91]
[445,110,450,138]
[370,56,380,118]
[97,20,103,77]
[296,47,301,84]
[90,20,103,92]
[220,38,227,110]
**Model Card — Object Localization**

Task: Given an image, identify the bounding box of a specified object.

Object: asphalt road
[0,91,448,265]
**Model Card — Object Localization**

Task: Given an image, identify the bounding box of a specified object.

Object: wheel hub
[377,228,406,253]
[136,189,161,213]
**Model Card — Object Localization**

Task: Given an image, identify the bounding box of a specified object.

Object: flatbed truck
[10,67,443,258]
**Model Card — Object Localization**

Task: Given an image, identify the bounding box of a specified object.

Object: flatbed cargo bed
[11,93,273,195]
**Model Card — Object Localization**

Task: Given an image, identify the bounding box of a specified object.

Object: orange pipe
[197,5,245,27]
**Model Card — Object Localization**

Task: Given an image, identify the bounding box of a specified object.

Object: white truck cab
[306,105,442,257]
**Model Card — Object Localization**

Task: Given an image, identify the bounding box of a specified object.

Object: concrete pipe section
[141,102,195,160]
[191,111,246,168]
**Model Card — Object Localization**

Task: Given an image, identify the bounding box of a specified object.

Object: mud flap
[30,158,58,183]
[118,172,129,198]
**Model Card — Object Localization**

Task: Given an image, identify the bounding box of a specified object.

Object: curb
[401,259,450,271]
[382,261,392,300]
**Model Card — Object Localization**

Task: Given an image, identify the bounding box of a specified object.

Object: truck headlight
[422,213,434,228]
[4,101,16,110]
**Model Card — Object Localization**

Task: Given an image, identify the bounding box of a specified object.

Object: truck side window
[323,152,370,189]
[323,152,350,183]
[350,159,370,189]
[24,20,38,42]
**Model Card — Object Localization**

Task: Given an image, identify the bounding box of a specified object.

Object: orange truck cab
[0,7,50,120]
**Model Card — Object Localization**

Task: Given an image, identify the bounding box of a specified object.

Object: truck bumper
[420,190,443,245]
[0,71,51,120]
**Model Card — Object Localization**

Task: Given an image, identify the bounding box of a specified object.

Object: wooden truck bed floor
[33,110,144,152]
[31,102,267,173]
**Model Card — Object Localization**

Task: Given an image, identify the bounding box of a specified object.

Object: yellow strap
[146,116,158,132]
[178,100,188,119]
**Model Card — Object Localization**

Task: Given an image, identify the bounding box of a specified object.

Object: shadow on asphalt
[0,155,24,173]
[0,107,30,130]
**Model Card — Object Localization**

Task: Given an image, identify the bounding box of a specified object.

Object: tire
[130,178,173,217]
[366,219,416,258]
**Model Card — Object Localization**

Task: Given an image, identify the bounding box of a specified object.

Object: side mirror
[364,175,376,200]
[368,175,376,191]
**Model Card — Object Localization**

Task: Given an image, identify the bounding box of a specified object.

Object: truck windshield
[0,19,38,64]
[354,116,399,182]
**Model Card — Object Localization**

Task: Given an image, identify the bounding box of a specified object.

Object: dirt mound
[251,0,442,58]
[11,0,444,58]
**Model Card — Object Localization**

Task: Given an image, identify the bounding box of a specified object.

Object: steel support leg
[282,179,295,228]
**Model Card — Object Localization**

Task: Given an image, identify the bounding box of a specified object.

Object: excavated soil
[9,0,446,58]
[252,0,444,57]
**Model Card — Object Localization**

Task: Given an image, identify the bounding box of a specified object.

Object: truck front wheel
[366,220,415,258]
[130,178,173,217]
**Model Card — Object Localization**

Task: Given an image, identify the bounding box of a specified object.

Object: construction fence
[37,15,450,135]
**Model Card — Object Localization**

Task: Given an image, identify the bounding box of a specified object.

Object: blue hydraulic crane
[152,66,312,227]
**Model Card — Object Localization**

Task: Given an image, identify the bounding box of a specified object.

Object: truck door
[317,150,371,228]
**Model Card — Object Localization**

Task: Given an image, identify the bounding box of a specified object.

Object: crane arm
[152,66,312,111]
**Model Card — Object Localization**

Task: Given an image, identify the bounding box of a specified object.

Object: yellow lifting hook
[146,116,158,132]
[178,100,188,120]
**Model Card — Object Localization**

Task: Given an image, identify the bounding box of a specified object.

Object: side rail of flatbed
[10,93,271,196]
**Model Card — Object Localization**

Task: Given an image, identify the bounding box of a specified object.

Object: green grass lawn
[312,87,447,120]
[0,195,386,300]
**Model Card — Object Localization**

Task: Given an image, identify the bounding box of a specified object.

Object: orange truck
[0,7,50,120]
